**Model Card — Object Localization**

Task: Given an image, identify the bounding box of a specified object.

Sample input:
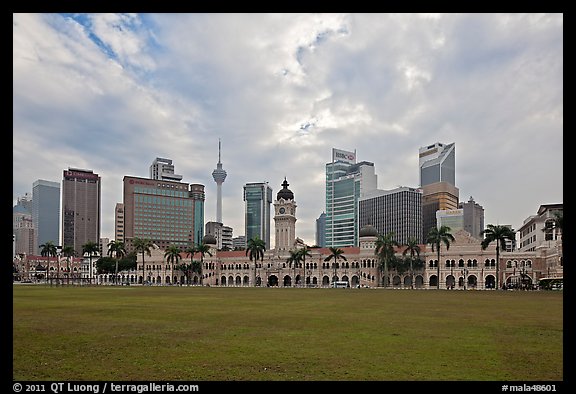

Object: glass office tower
[243,182,273,249]
[325,148,377,247]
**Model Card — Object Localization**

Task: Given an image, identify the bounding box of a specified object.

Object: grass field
[12,285,563,381]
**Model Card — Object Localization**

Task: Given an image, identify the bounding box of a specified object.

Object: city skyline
[13,13,563,247]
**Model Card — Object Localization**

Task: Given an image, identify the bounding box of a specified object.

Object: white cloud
[13,13,563,247]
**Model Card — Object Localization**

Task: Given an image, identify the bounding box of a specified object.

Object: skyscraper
[32,179,60,253]
[150,158,183,182]
[419,142,455,187]
[123,176,204,251]
[325,148,377,247]
[459,196,485,240]
[316,212,326,247]
[61,168,101,255]
[13,193,34,256]
[243,182,273,249]
[419,142,459,240]
[190,184,205,246]
[212,139,227,224]
[358,187,423,245]
[115,203,125,242]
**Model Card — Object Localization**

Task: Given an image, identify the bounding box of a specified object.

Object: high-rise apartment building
[232,235,246,250]
[61,168,101,255]
[358,186,423,245]
[123,176,205,251]
[32,179,60,253]
[316,212,326,247]
[459,196,485,239]
[13,194,35,256]
[325,148,377,247]
[115,203,125,242]
[243,182,272,249]
[150,158,183,182]
[419,142,459,241]
[205,221,233,250]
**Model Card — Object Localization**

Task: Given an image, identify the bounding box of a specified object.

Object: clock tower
[274,178,297,252]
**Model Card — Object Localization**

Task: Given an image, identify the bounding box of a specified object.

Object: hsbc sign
[332,148,356,164]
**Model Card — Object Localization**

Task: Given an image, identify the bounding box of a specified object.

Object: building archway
[446,275,456,289]
[268,275,278,287]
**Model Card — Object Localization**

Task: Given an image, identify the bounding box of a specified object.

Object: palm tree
[481,224,516,290]
[375,232,399,288]
[175,262,192,286]
[39,241,58,283]
[184,244,197,286]
[551,210,563,232]
[543,210,563,261]
[82,241,100,284]
[107,240,126,285]
[402,236,421,289]
[426,226,455,289]
[191,261,202,285]
[298,246,312,286]
[194,243,213,285]
[133,237,153,285]
[246,236,266,286]
[164,245,182,285]
[286,249,302,287]
[324,247,347,285]
[61,245,76,285]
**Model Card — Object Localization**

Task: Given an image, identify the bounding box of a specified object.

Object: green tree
[39,241,58,283]
[481,224,516,290]
[402,236,421,289]
[375,232,399,288]
[426,226,455,289]
[286,249,302,287]
[96,257,116,274]
[61,245,76,285]
[298,246,312,286]
[324,247,347,284]
[184,244,197,286]
[164,245,182,285]
[107,240,126,284]
[118,253,137,273]
[246,236,266,286]
[543,210,563,262]
[133,237,153,285]
[191,261,202,284]
[82,241,100,284]
[194,243,213,285]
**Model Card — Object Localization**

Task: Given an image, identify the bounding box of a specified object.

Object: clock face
[279,207,285,214]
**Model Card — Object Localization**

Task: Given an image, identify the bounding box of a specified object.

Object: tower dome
[359,224,378,238]
[202,234,217,245]
[276,178,294,201]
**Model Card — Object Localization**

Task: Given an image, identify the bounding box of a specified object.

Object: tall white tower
[212,139,227,223]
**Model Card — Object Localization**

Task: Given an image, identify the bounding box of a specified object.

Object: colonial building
[118,179,561,290]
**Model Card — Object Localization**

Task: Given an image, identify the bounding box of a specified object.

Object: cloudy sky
[13,13,563,247]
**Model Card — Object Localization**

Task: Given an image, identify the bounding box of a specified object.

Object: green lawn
[12,286,563,381]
